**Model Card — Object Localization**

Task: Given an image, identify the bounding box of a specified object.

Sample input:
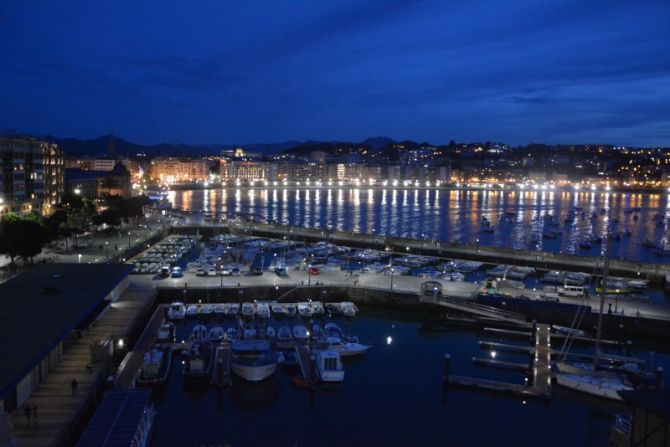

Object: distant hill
[45,134,303,157]
[44,134,397,158]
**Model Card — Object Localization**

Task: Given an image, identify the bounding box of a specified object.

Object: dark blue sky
[1,1,669,146]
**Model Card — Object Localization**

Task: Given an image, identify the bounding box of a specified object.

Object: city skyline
[1,1,669,146]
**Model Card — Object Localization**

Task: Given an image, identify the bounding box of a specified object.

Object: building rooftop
[0,263,131,400]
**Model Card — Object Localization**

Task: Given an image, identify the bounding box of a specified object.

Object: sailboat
[555,239,634,401]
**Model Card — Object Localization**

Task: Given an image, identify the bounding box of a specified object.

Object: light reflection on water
[168,188,670,262]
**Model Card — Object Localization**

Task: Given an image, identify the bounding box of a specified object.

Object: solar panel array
[77,389,153,447]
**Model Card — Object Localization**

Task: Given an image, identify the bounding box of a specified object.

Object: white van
[558,285,587,298]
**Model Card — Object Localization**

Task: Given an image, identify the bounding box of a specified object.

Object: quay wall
[155,284,670,338]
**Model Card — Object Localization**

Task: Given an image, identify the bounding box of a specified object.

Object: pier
[212,346,232,386]
[429,295,529,326]
[446,323,552,400]
[295,346,313,381]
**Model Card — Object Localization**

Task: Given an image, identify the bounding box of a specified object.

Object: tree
[0,213,50,264]
[101,177,118,194]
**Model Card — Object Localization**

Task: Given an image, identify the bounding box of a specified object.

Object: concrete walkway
[9,279,156,447]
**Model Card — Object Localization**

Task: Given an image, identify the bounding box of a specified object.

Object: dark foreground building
[0,263,131,412]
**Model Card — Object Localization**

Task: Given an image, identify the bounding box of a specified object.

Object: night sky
[1,1,669,146]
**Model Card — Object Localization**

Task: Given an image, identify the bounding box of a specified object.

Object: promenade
[9,279,156,447]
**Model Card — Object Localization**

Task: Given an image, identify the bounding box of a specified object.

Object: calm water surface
[150,310,670,447]
[167,188,670,263]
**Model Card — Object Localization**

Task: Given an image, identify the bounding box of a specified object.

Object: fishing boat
[136,346,172,386]
[293,325,309,342]
[313,336,371,357]
[167,302,186,320]
[208,326,225,343]
[156,322,175,342]
[277,325,293,342]
[316,350,345,382]
[230,340,278,382]
[183,341,213,382]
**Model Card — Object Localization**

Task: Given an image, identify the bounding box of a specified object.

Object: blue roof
[77,389,153,447]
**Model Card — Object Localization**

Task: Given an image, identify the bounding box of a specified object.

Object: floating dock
[295,346,312,381]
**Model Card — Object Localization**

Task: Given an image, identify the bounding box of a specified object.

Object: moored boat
[230,340,278,382]
[136,346,172,386]
[167,302,186,320]
[316,350,345,382]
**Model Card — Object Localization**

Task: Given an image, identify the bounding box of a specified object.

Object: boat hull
[231,362,277,382]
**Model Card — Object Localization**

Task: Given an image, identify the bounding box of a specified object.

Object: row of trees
[0,195,152,266]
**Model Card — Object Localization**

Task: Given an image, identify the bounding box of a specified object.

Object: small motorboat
[208,326,225,343]
[293,325,309,342]
[256,302,271,319]
[285,304,297,317]
[340,302,357,318]
[186,304,200,317]
[183,342,213,382]
[314,337,371,357]
[277,325,293,342]
[297,303,313,318]
[226,303,239,316]
[190,324,208,343]
[157,322,175,342]
[200,304,214,316]
[271,303,285,316]
[241,302,255,318]
[167,302,186,320]
[265,326,276,339]
[316,350,345,382]
[311,323,324,339]
[213,304,225,316]
[325,322,359,343]
[136,346,172,386]
[311,302,325,315]
[225,327,238,343]
[325,303,342,316]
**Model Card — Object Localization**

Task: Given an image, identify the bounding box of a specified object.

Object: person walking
[71,378,78,396]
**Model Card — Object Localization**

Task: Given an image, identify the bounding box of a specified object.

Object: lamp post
[78,254,82,264]
[128,231,131,248]
[105,241,109,260]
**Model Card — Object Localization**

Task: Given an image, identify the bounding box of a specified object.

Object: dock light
[117,339,124,348]
[386,336,393,345]
[306,331,310,337]
[491,351,497,359]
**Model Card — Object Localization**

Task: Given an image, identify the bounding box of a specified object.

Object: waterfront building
[0,264,132,413]
[150,157,211,183]
[221,160,275,183]
[65,162,132,199]
[0,135,64,216]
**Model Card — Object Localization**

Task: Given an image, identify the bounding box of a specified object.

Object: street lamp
[105,241,109,259]
[128,231,131,248]
[78,254,82,264]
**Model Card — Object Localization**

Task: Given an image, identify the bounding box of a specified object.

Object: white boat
[271,303,285,316]
[293,325,309,342]
[136,346,172,386]
[256,302,271,319]
[241,302,255,318]
[315,336,371,357]
[186,304,200,317]
[226,303,239,316]
[167,302,186,320]
[627,279,648,290]
[190,324,208,343]
[555,368,633,401]
[208,326,225,343]
[340,302,357,318]
[316,350,345,382]
[157,322,175,342]
[200,304,213,316]
[285,304,297,317]
[297,303,313,318]
[183,341,213,381]
[230,340,278,382]
[277,325,292,342]
[213,304,225,315]
[311,302,325,315]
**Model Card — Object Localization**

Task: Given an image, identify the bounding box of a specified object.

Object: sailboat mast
[593,235,611,368]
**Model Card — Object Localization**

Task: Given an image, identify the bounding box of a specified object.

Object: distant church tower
[107,132,116,156]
